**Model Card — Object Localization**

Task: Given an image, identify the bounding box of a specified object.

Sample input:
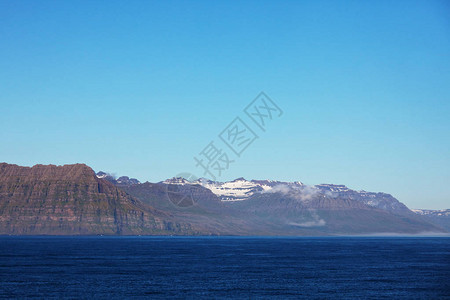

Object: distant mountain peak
[96,171,140,186]
[232,177,247,182]
[96,171,110,179]
[117,176,140,185]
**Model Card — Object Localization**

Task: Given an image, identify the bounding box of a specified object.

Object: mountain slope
[228,192,442,234]
[121,181,272,235]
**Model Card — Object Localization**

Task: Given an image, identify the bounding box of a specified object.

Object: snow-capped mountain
[161,177,410,214]
[162,177,304,201]
[197,178,271,201]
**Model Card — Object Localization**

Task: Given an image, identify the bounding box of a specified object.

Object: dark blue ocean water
[0,237,449,299]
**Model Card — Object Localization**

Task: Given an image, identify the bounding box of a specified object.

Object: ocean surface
[0,237,449,299]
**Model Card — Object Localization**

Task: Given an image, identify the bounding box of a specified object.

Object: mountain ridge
[0,163,446,235]
[114,172,448,235]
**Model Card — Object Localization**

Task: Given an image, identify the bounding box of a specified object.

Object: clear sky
[1,0,449,209]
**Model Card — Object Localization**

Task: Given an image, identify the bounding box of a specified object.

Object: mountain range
[0,163,448,235]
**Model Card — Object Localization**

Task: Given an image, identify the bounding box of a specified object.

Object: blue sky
[1,0,449,209]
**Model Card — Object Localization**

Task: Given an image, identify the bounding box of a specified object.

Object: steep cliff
[0,163,193,235]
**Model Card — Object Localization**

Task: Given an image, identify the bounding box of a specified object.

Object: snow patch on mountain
[198,178,267,201]
[96,171,112,179]
[412,209,450,217]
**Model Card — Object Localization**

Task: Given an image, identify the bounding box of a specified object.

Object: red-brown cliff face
[0,163,194,235]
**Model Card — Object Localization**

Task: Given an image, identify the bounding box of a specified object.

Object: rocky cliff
[0,163,193,235]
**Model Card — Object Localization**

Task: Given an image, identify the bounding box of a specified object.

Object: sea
[0,236,449,299]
